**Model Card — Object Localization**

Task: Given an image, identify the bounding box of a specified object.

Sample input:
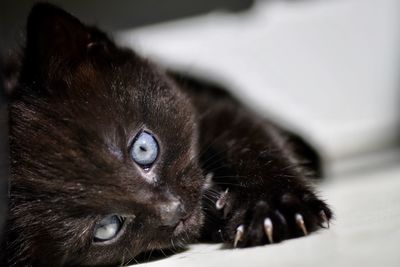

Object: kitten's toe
[278,192,333,237]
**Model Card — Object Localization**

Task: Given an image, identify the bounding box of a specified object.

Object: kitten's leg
[199,106,332,247]
[172,74,333,247]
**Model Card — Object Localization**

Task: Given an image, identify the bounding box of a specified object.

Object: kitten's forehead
[65,53,193,128]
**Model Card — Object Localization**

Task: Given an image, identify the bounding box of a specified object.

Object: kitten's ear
[22,3,111,81]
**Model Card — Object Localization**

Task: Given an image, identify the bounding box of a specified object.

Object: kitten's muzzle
[158,200,187,227]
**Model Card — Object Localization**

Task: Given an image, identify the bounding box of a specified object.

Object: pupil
[139,146,147,152]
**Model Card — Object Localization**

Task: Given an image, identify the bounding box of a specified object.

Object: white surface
[132,165,400,267]
[117,0,400,176]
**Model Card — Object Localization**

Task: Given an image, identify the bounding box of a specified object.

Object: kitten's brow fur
[1,3,332,267]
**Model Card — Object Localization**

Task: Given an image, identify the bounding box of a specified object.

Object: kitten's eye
[131,131,159,168]
[93,215,123,242]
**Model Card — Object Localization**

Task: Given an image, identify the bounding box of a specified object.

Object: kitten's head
[6,3,205,266]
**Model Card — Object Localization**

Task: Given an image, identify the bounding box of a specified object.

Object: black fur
[1,3,332,266]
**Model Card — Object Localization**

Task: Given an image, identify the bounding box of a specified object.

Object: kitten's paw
[221,191,332,248]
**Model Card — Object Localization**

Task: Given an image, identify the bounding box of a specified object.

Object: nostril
[159,200,186,227]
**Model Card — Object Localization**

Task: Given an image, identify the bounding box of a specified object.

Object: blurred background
[1,0,400,266]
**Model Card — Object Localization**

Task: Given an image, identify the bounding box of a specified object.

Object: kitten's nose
[158,200,187,227]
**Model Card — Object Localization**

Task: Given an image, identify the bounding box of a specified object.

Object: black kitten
[1,3,332,267]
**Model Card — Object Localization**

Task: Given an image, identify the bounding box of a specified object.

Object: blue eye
[93,215,123,242]
[131,131,159,168]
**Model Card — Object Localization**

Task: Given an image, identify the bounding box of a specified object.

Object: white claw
[295,213,308,236]
[263,217,274,243]
[216,188,229,210]
[233,225,244,248]
[319,210,330,228]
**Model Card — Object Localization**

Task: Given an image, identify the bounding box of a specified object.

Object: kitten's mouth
[172,210,198,235]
